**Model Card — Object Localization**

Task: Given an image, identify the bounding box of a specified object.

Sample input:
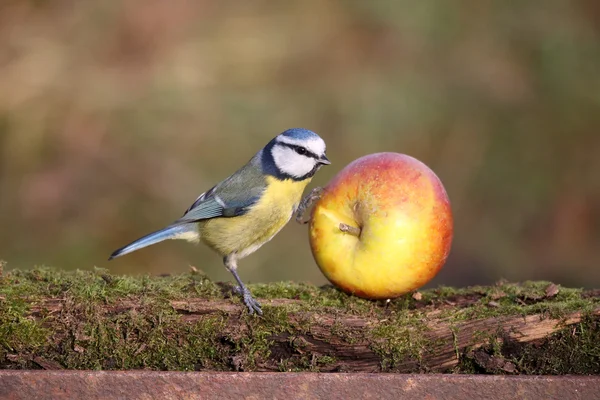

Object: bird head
[265,128,330,180]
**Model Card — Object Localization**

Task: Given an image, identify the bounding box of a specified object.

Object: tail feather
[108,224,198,260]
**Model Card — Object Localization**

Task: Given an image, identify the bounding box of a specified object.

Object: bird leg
[224,255,262,315]
[295,187,325,224]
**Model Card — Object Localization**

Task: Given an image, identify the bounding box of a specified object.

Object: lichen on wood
[0,265,598,374]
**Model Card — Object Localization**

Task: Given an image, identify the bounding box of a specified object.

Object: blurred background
[1,1,600,288]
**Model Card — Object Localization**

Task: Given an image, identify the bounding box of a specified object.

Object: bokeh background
[2,1,600,288]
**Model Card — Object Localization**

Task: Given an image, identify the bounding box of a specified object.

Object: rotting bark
[0,268,599,374]
[24,297,599,373]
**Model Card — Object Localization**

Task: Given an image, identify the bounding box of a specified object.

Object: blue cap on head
[280,128,320,140]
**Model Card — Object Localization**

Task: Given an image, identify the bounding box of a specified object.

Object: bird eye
[296,147,307,155]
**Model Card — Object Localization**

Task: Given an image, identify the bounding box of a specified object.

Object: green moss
[0,267,228,370]
[458,316,600,375]
[236,307,295,370]
[0,267,598,373]
[39,296,228,371]
[249,282,378,314]
[0,308,48,357]
[249,282,320,301]
[418,281,595,323]
[509,316,600,374]
[370,309,431,371]
[0,266,222,304]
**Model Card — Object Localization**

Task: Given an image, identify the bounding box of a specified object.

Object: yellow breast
[199,176,312,258]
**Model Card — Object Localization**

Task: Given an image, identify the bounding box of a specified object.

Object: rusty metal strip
[0,371,598,400]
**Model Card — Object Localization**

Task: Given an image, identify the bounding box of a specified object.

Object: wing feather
[176,184,262,223]
[175,155,266,223]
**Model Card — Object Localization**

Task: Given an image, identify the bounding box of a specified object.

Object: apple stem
[339,223,361,237]
[295,187,325,224]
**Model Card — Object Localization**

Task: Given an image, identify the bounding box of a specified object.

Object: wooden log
[0,268,598,374]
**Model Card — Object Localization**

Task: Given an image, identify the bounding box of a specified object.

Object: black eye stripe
[282,143,319,159]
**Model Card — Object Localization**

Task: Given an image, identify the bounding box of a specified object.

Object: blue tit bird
[108,128,330,315]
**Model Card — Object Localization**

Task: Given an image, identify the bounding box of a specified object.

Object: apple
[308,152,453,299]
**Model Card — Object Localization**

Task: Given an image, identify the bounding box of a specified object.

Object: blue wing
[176,185,261,223]
[179,187,224,221]
[175,154,267,224]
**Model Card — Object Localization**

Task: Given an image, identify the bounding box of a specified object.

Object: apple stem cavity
[295,187,325,224]
[339,223,361,237]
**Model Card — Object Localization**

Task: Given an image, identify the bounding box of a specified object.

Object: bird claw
[242,289,262,315]
[234,285,262,315]
[295,187,325,224]
[244,293,263,315]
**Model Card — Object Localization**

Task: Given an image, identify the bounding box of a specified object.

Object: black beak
[318,155,331,165]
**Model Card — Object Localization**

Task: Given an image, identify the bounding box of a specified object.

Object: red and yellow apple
[309,152,453,299]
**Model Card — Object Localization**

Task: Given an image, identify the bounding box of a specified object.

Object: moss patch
[0,266,598,373]
[458,315,600,375]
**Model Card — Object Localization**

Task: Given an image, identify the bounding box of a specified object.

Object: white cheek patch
[272,145,316,178]
[276,136,326,157]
